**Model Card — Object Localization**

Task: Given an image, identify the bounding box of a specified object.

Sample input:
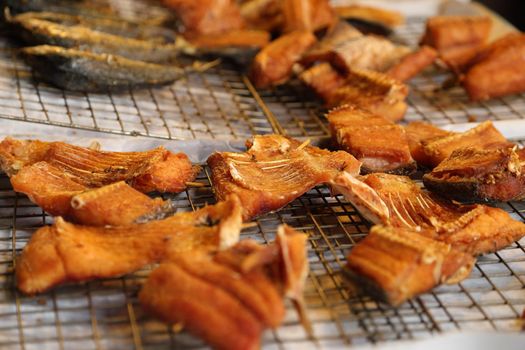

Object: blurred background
[480,0,525,30]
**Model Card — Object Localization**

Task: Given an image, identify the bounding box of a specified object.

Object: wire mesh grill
[0,6,524,350]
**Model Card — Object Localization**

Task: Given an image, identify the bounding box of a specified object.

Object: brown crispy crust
[250,30,316,88]
[386,46,437,82]
[345,224,475,306]
[404,121,455,167]
[423,147,525,202]
[463,33,525,101]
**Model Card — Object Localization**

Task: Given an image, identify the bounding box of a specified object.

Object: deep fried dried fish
[251,30,316,88]
[420,121,511,168]
[298,63,347,102]
[10,163,170,225]
[9,11,178,44]
[361,173,525,255]
[16,196,243,294]
[140,224,308,350]
[207,134,361,220]
[21,45,188,93]
[162,0,245,37]
[404,121,456,167]
[334,5,404,28]
[420,15,492,70]
[327,105,416,174]
[300,21,362,66]
[239,0,283,32]
[423,146,525,202]
[8,13,181,63]
[345,224,475,306]
[282,0,335,33]
[386,46,438,82]
[0,137,199,193]
[463,33,525,101]
[327,68,409,122]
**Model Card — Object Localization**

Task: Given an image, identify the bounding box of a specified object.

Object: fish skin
[9,14,181,63]
[9,11,178,44]
[21,45,186,92]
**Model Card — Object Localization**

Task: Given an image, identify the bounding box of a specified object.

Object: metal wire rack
[0,4,524,350]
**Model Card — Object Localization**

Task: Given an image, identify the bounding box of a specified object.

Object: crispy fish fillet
[420,15,492,70]
[463,33,525,101]
[334,5,405,28]
[361,173,525,255]
[240,0,283,32]
[404,121,456,167]
[282,0,335,33]
[250,30,316,88]
[420,121,512,168]
[386,46,438,82]
[10,163,170,225]
[300,21,363,67]
[327,105,416,174]
[327,68,409,122]
[207,134,362,221]
[299,63,347,102]
[21,45,187,93]
[323,35,412,74]
[140,225,308,350]
[162,0,245,36]
[0,137,200,193]
[16,196,243,295]
[345,224,475,306]
[423,147,525,202]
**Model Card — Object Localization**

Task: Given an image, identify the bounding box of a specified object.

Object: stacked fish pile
[1,0,206,92]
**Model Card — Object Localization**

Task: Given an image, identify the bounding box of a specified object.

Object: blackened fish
[8,12,181,63]
[9,11,178,44]
[21,45,187,92]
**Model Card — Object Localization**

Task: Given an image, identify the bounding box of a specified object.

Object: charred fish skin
[8,13,181,63]
[21,45,186,93]
[8,11,178,44]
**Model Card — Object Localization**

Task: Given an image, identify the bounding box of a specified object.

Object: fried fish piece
[334,5,405,28]
[0,137,200,193]
[420,121,511,168]
[162,0,245,36]
[10,163,170,225]
[239,0,283,32]
[463,33,525,101]
[327,105,416,174]
[386,46,438,82]
[8,13,181,63]
[282,0,335,33]
[298,63,347,102]
[420,15,492,70]
[345,224,475,306]
[299,21,363,67]
[250,30,316,88]
[404,121,456,167]
[207,134,362,220]
[21,46,187,93]
[423,146,525,202]
[327,68,409,122]
[16,196,243,295]
[361,173,525,255]
[140,224,308,350]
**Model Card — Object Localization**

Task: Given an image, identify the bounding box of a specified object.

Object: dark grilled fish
[8,13,181,63]
[16,196,243,295]
[8,11,178,44]
[345,224,475,306]
[140,224,308,350]
[423,146,525,203]
[21,45,187,92]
